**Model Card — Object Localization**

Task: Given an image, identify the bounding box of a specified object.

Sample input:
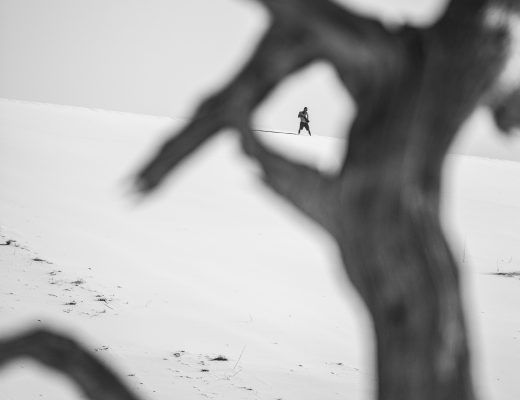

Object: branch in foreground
[134,22,316,194]
[241,126,339,236]
[133,0,401,195]
[0,328,141,400]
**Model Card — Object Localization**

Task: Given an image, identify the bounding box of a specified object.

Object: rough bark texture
[2,0,520,399]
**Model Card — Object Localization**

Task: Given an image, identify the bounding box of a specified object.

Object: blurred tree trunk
[2,1,519,399]
[134,1,520,400]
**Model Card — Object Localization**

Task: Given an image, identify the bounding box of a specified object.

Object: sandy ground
[1,99,520,399]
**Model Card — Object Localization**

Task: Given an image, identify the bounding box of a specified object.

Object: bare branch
[492,88,520,133]
[0,329,141,400]
[263,0,407,97]
[241,127,340,236]
[127,2,510,398]
[134,22,316,193]
[134,0,404,193]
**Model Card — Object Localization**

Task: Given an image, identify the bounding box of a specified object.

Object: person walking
[297,107,311,136]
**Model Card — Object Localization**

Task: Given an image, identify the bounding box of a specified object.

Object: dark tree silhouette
[2,1,519,399]
[134,1,520,399]
[0,329,140,400]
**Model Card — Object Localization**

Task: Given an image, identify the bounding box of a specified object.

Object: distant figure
[297,107,311,136]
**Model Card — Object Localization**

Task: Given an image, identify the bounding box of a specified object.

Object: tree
[134,1,520,399]
[1,1,519,399]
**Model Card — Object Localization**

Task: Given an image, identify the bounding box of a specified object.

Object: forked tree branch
[240,123,340,236]
[260,0,404,96]
[0,329,141,400]
[125,1,519,400]
[134,22,317,193]
[134,2,399,194]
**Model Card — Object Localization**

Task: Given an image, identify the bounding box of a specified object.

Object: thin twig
[233,345,247,370]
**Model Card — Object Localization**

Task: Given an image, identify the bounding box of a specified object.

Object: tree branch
[492,88,520,133]
[134,1,402,193]
[241,126,340,236]
[0,329,141,400]
[134,22,316,193]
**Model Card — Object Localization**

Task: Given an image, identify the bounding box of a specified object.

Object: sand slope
[1,99,519,399]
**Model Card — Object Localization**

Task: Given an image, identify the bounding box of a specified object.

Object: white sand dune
[1,99,519,399]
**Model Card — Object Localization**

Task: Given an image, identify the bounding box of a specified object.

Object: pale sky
[1,0,519,160]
